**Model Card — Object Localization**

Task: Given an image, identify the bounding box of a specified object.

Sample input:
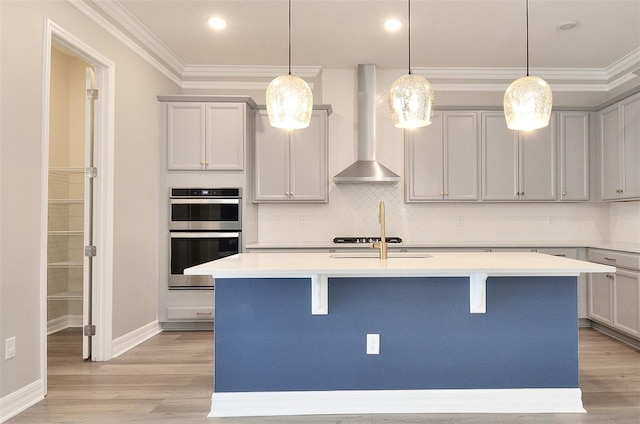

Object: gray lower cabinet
[254,109,328,203]
[588,248,640,339]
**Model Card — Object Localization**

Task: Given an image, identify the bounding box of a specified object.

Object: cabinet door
[559,112,589,201]
[405,113,444,201]
[289,110,328,202]
[167,103,205,170]
[205,103,245,170]
[613,269,640,337]
[520,115,556,201]
[600,104,621,200]
[445,112,479,200]
[481,112,519,200]
[254,111,290,201]
[620,95,640,199]
[589,272,613,325]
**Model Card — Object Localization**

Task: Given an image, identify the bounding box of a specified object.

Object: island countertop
[185,251,614,278]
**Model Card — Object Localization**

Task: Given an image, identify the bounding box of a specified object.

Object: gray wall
[0,0,179,399]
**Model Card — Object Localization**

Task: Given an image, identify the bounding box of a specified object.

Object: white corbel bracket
[311,274,486,315]
[311,274,328,315]
[469,273,488,314]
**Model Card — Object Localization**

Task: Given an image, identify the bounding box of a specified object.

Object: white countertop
[245,241,640,254]
[186,251,615,279]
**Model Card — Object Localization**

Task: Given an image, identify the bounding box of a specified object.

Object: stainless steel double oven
[169,188,241,289]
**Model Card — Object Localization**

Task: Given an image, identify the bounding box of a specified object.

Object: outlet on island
[366,333,380,355]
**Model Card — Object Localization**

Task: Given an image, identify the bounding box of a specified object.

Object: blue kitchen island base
[210,276,585,416]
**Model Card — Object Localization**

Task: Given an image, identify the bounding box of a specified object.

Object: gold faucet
[372,201,388,259]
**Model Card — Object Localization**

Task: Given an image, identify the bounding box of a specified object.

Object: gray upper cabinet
[599,92,640,201]
[558,112,589,201]
[481,112,556,201]
[405,111,479,201]
[165,102,248,171]
[254,109,328,203]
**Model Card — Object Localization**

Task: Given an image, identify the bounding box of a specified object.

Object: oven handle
[170,232,240,239]
[170,198,239,205]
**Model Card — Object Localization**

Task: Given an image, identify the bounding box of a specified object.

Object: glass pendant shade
[266,74,313,129]
[503,75,552,130]
[389,74,434,129]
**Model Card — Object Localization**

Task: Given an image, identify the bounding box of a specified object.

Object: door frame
[40,19,115,391]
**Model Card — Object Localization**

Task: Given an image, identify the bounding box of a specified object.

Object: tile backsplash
[257,184,613,244]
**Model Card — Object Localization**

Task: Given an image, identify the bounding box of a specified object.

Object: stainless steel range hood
[334,64,400,184]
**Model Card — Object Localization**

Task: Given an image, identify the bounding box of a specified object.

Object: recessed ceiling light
[384,18,402,32]
[208,16,227,31]
[558,21,578,30]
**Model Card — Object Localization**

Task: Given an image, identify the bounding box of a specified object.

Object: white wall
[0,0,179,404]
[607,202,640,244]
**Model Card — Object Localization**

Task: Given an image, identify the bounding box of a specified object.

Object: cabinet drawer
[587,249,640,270]
[166,307,214,321]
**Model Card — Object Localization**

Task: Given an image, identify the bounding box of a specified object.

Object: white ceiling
[91,0,640,87]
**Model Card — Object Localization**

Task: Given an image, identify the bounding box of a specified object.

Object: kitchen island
[186,251,614,417]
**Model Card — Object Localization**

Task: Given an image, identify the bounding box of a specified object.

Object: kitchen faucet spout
[372,201,388,259]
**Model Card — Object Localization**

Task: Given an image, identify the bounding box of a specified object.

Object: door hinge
[83,325,96,337]
[85,167,98,178]
[87,88,98,100]
[84,245,97,257]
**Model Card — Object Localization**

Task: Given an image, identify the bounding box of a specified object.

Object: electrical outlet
[366,334,380,355]
[300,216,307,227]
[5,337,16,360]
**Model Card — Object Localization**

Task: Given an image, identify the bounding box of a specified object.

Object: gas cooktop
[333,237,403,244]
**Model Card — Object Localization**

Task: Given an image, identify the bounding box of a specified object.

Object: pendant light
[389,0,434,129]
[266,0,313,129]
[504,0,552,130]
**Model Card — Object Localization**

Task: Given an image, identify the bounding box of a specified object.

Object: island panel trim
[208,388,586,417]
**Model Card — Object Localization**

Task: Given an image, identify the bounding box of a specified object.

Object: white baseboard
[0,379,44,423]
[209,388,586,417]
[111,320,162,358]
[47,315,82,335]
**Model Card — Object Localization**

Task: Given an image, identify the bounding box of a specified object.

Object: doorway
[46,45,93,358]
[41,19,116,394]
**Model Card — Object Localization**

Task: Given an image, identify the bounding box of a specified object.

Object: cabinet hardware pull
[196,312,212,316]
[603,257,617,262]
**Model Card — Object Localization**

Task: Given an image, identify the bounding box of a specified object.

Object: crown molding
[90,0,186,74]
[182,65,322,79]
[182,80,316,91]
[66,0,182,86]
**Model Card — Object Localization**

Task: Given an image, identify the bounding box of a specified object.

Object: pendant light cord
[525,0,530,76]
[407,0,412,75]
[288,0,292,75]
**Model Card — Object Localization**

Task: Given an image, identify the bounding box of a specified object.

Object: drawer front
[166,306,214,321]
[587,249,640,270]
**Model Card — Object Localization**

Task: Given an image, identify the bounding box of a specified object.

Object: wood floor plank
[5,327,639,423]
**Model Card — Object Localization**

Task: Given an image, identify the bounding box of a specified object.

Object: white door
[83,67,96,360]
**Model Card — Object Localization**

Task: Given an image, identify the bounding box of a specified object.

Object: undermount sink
[330,252,431,259]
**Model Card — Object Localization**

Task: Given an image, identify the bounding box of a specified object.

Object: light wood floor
[6,328,639,423]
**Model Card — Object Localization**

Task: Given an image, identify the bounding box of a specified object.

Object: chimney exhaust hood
[334,64,400,184]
